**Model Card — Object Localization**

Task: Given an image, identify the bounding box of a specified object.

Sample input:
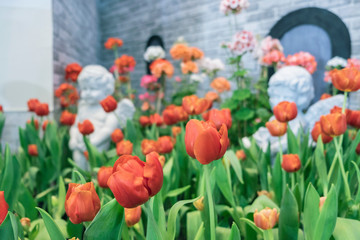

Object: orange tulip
[65,182,101,224]
[311,121,333,144]
[42,120,49,131]
[281,154,301,172]
[139,116,151,127]
[330,67,360,92]
[141,139,158,155]
[156,136,174,154]
[100,95,117,113]
[205,91,219,103]
[97,166,113,188]
[236,150,246,161]
[0,191,8,226]
[116,140,133,156]
[20,217,31,229]
[265,119,287,137]
[60,110,76,126]
[65,63,82,82]
[35,103,49,116]
[320,113,347,137]
[27,98,40,112]
[150,59,174,78]
[210,77,231,93]
[257,190,273,199]
[181,61,198,74]
[253,208,279,230]
[330,106,352,123]
[185,119,229,165]
[115,55,136,74]
[320,93,332,100]
[202,108,232,130]
[111,129,124,143]
[348,110,360,129]
[108,152,163,208]
[172,126,182,138]
[182,95,211,115]
[125,206,142,227]
[78,120,94,135]
[28,144,38,156]
[27,119,39,130]
[104,37,123,49]
[149,113,163,126]
[273,101,298,122]
[163,105,188,125]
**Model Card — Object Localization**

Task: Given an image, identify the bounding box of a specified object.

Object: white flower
[197,58,225,74]
[144,46,166,62]
[190,73,206,83]
[326,56,347,69]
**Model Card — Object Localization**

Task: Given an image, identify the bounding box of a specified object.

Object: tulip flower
[254,208,279,230]
[210,77,231,93]
[0,191,8,226]
[265,119,287,137]
[65,63,82,82]
[20,217,31,229]
[100,95,118,112]
[116,140,133,156]
[330,67,360,92]
[185,119,229,165]
[205,91,219,103]
[320,93,332,100]
[257,190,273,199]
[320,113,347,137]
[202,108,232,130]
[311,121,333,144]
[111,129,124,143]
[139,116,151,127]
[35,103,49,116]
[42,120,49,131]
[65,182,101,224]
[156,136,174,154]
[273,101,298,122]
[281,154,301,172]
[163,105,188,125]
[60,110,76,126]
[236,149,246,161]
[182,95,211,115]
[84,151,89,160]
[172,126,182,138]
[149,113,163,126]
[108,152,163,208]
[97,166,113,188]
[28,144,38,156]
[27,98,40,112]
[27,119,39,130]
[193,196,204,211]
[319,196,326,211]
[125,206,142,227]
[348,110,360,129]
[141,139,158,155]
[330,106,352,123]
[78,120,94,135]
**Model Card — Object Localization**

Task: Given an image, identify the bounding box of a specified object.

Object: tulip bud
[236,150,246,161]
[202,108,232,130]
[69,238,80,240]
[78,120,94,135]
[27,119,39,130]
[35,103,49,116]
[281,154,301,172]
[100,95,118,112]
[51,196,58,209]
[156,136,174,154]
[125,206,142,227]
[253,208,279,230]
[84,151,89,160]
[172,126,182,138]
[65,182,101,224]
[27,98,40,112]
[319,196,326,211]
[141,139,158,155]
[97,166,113,188]
[182,95,211,115]
[20,217,31,229]
[60,110,76,126]
[139,116,151,127]
[330,67,360,92]
[28,144,38,156]
[150,113,163,126]
[348,110,360,129]
[320,113,347,137]
[265,119,287,137]
[0,191,9,226]
[193,196,204,211]
[116,140,133,156]
[205,91,219,103]
[42,120,49,131]
[111,129,124,143]
[257,190,273,199]
[108,152,163,208]
[311,121,333,144]
[273,101,298,122]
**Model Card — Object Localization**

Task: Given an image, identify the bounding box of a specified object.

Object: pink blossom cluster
[284,51,317,74]
[220,0,249,15]
[256,36,284,65]
[138,92,157,102]
[262,50,285,66]
[347,58,360,70]
[226,30,256,56]
[140,75,158,88]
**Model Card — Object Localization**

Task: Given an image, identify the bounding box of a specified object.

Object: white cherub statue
[69,65,135,170]
[244,66,345,153]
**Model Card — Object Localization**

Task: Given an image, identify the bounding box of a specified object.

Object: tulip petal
[185,120,205,158]
[193,128,221,164]
[143,152,163,197]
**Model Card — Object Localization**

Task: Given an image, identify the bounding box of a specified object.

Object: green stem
[264,229,274,240]
[334,137,352,202]
[278,137,286,193]
[204,164,216,240]
[291,173,295,190]
[156,87,163,114]
[342,92,348,112]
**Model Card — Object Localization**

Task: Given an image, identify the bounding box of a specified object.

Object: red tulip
[35,103,49,116]
[27,98,40,112]
[27,119,39,130]
[156,136,174,154]
[111,129,124,143]
[182,95,211,115]
[116,140,133,156]
[149,113,163,126]
[320,113,347,137]
[100,95,118,112]
[162,105,188,125]
[202,108,232,130]
[125,206,142,227]
[330,67,360,92]
[28,144,38,156]
[65,63,82,82]
[348,110,360,129]
[282,154,301,172]
[265,119,287,137]
[65,182,101,224]
[311,121,333,144]
[273,101,298,122]
[141,139,158,155]
[78,120,94,135]
[108,152,163,208]
[185,119,229,165]
[139,116,151,127]
[0,191,8,226]
[97,166,113,188]
[330,106,352,123]
[60,110,76,126]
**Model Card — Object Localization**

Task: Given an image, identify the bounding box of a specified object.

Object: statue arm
[89,114,119,147]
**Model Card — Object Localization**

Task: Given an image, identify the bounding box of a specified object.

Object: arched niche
[145,35,165,74]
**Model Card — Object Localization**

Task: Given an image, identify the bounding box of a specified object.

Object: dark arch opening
[145,35,165,74]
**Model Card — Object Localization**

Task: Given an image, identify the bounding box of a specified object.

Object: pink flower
[109,65,117,73]
[138,92,156,102]
[285,51,317,74]
[324,71,331,82]
[347,58,360,70]
[175,76,182,82]
[262,50,285,66]
[220,0,249,15]
[140,75,158,88]
[227,30,256,56]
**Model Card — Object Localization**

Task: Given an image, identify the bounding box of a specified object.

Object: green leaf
[224,150,243,184]
[287,127,299,155]
[272,153,283,204]
[351,161,360,204]
[303,183,320,240]
[0,211,18,240]
[233,108,255,121]
[186,211,203,240]
[214,160,235,205]
[240,218,263,235]
[71,169,87,184]
[55,176,66,219]
[278,187,299,240]
[36,207,65,240]
[314,137,328,196]
[165,185,191,199]
[233,89,251,101]
[84,199,124,240]
[244,195,279,215]
[332,217,360,240]
[228,223,241,240]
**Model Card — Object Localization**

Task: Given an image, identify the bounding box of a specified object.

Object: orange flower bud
[97,166,113,188]
[42,120,49,131]
[253,208,279,230]
[65,182,100,224]
[156,136,174,154]
[84,151,89,160]
[282,154,301,172]
[210,77,231,93]
[116,140,133,156]
[28,144,38,156]
[104,37,123,49]
[330,67,360,92]
[193,196,204,211]
[236,150,246,161]
[265,119,287,137]
[139,116,151,127]
[125,206,142,227]
[27,98,40,112]
[20,217,31,228]
[319,196,326,211]
[273,101,298,122]
[185,119,229,165]
[27,119,39,130]
[35,103,49,116]
[348,110,360,129]
[111,129,124,143]
[320,113,347,137]
[311,121,333,144]
[78,120,94,135]
[202,108,232,130]
[141,139,158,155]
[100,95,118,113]
[108,152,163,208]
[320,93,332,100]
[0,191,9,226]
[170,44,191,61]
[172,126,182,138]
[60,110,76,126]
[182,95,211,115]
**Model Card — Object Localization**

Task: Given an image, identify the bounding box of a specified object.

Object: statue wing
[115,99,136,128]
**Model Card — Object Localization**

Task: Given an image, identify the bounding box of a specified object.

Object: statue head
[78,65,115,104]
[268,66,314,111]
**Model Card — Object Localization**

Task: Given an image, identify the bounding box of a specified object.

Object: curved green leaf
[279,187,299,240]
[36,207,65,240]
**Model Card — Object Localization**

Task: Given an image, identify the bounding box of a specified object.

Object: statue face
[268,85,297,109]
[80,81,107,104]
